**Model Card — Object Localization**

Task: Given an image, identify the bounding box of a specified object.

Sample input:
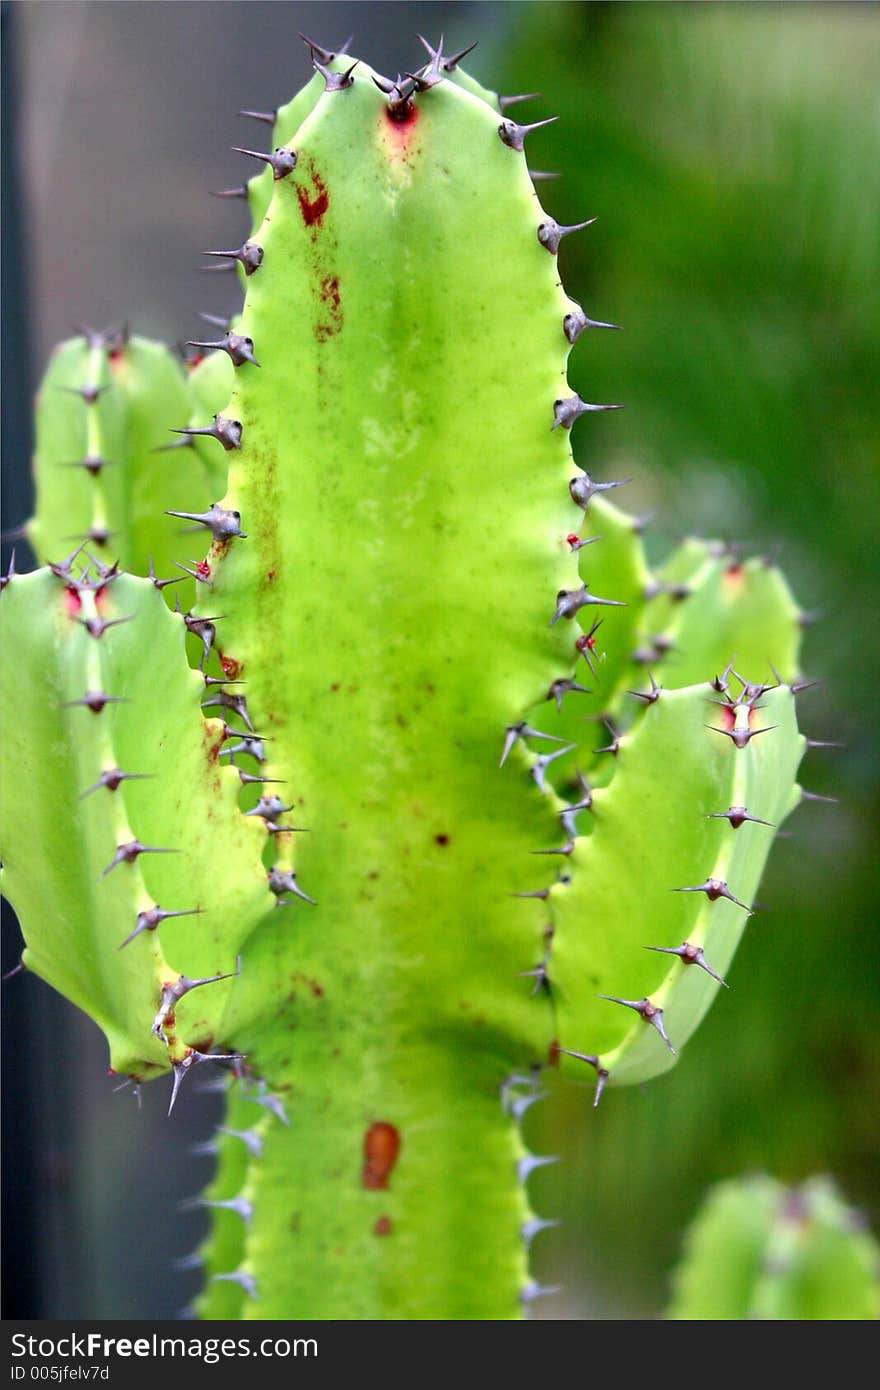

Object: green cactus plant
[2,38,824,1319]
[668,1176,880,1320]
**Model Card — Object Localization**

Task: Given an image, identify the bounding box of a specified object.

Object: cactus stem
[537,216,597,254]
[555,1049,609,1106]
[498,116,558,152]
[552,395,624,431]
[231,146,297,182]
[598,995,676,1054]
[673,878,751,912]
[168,417,243,451]
[644,942,728,986]
[201,243,263,276]
[185,333,260,368]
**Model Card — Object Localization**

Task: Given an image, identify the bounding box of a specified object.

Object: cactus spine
[2,40,818,1319]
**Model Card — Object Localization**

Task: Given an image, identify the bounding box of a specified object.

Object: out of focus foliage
[498,3,880,1317]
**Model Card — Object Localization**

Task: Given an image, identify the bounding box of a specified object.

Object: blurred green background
[2,1,878,1318]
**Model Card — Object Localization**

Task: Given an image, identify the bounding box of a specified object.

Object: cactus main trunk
[2,41,816,1321]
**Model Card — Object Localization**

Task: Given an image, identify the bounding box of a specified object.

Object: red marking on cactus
[64,588,82,617]
[724,563,745,592]
[362,1122,401,1191]
[107,1068,117,1076]
[719,702,736,731]
[219,654,241,680]
[315,274,343,343]
[186,352,205,371]
[565,534,581,550]
[373,1216,392,1236]
[164,1011,175,1030]
[548,1039,561,1068]
[196,560,211,579]
[296,164,329,228]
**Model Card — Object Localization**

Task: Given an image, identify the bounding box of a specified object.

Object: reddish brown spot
[296,168,329,228]
[186,352,205,371]
[373,1215,392,1237]
[548,1039,561,1068]
[315,274,343,343]
[362,1122,401,1191]
[164,1011,175,1030]
[219,654,241,680]
[385,102,418,132]
[724,563,746,593]
[63,588,82,617]
[434,833,449,847]
[719,702,737,731]
[107,1068,117,1076]
[565,533,581,549]
[196,560,211,579]
[264,566,276,586]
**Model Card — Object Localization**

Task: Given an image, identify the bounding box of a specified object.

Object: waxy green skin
[668,1177,880,1320]
[28,336,220,595]
[3,50,812,1319]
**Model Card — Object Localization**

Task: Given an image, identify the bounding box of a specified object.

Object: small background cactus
[2,2,878,1320]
